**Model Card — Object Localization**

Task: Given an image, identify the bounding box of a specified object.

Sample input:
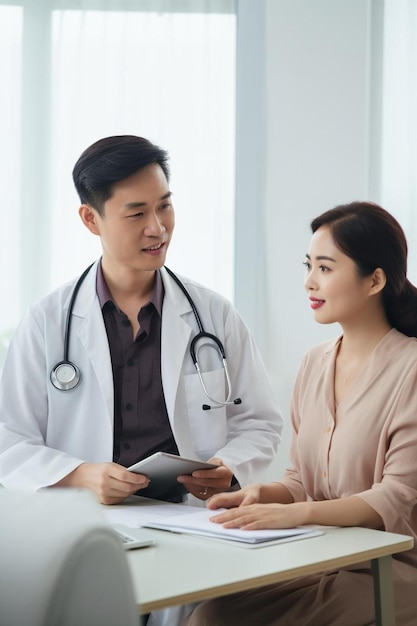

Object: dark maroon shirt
[96,263,182,500]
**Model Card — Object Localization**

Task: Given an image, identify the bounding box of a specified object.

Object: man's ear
[369,268,386,295]
[79,204,100,235]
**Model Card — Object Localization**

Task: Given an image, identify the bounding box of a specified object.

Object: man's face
[86,163,175,275]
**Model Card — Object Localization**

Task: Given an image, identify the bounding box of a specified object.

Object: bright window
[0,6,22,359]
[0,0,236,368]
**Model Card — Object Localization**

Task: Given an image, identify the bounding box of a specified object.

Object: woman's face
[303,226,378,327]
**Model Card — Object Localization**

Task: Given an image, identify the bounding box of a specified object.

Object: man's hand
[177,457,234,500]
[53,462,150,505]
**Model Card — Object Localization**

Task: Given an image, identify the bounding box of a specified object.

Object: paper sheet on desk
[103,499,187,527]
[103,500,322,546]
[143,508,321,544]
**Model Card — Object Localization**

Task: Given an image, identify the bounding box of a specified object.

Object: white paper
[103,500,322,545]
[143,507,319,544]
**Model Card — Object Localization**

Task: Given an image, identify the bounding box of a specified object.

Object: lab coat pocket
[184,369,227,456]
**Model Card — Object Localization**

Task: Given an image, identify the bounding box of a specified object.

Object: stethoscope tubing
[50,263,242,409]
[63,263,95,362]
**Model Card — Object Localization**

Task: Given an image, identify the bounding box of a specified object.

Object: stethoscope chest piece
[50,361,81,391]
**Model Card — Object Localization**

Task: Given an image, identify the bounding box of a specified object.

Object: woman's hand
[207,483,263,509]
[209,496,385,530]
[209,502,307,530]
[207,481,293,510]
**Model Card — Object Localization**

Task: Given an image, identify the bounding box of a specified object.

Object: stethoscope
[50,264,242,411]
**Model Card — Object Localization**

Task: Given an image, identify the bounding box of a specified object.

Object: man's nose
[144,213,165,235]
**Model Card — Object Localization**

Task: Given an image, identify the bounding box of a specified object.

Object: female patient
[185,201,417,626]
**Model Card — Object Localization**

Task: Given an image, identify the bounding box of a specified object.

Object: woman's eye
[302,260,311,270]
[319,265,329,272]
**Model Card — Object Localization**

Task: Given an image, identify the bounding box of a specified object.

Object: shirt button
[323,471,327,478]
[123,443,131,450]
[326,427,331,433]
[126,403,133,411]
[127,358,134,367]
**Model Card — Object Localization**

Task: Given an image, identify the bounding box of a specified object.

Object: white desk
[121,523,412,626]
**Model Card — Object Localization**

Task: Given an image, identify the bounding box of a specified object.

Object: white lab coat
[0,262,282,492]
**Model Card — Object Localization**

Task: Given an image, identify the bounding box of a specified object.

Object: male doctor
[0,134,281,504]
[0,135,282,625]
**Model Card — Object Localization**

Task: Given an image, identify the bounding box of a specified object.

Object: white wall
[237,0,376,481]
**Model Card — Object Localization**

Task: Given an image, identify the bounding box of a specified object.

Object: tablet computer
[128,452,218,499]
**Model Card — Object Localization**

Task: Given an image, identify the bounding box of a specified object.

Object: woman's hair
[311,201,417,337]
[72,135,170,215]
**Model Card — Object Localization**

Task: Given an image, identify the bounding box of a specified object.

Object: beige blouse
[185,329,417,624]
[281,328,417,570]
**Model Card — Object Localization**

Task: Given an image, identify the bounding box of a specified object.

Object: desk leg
[371,555,395,626]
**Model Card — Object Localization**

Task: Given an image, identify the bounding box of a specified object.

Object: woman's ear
[370,268,386,295]
[78,204,100,235]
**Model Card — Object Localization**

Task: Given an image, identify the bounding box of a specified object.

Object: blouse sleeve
[355,363,417,537]
[277,353,310,502]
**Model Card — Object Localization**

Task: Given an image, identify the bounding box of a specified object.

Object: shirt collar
[96,259,164,317]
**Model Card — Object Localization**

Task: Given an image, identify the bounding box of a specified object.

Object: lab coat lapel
[160,268,193,430]
[70,262,114,424]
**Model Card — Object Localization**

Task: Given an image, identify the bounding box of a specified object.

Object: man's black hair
[72,135,170,214]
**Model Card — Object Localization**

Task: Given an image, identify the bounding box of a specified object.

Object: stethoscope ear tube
[192,334,241,410]
[190,332,226,364]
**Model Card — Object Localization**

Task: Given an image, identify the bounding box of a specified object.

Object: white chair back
[0,488,139,626]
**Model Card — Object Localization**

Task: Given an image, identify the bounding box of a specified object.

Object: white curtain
[0,0,236,367]
[380,0,417,283]
[0,5,22,361]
